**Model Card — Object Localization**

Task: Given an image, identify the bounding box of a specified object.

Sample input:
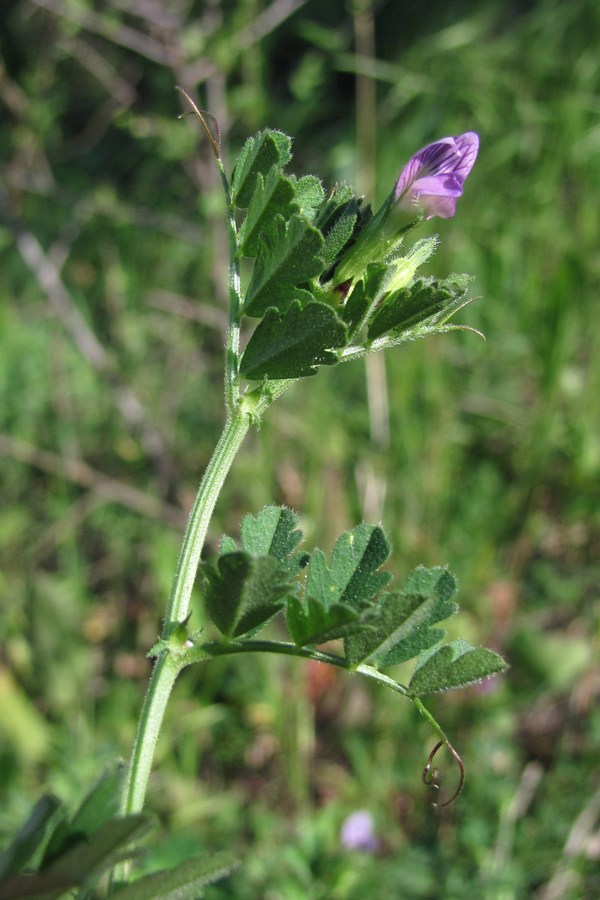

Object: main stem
[121,409,251,816]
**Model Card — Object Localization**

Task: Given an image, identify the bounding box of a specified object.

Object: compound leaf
[240,301,347,380]
[408,638,508,695]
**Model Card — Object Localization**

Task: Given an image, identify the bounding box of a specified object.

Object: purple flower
[394,132,479,220]
[340,810,379,852]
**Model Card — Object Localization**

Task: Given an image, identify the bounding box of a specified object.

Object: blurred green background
[1,0,600,896]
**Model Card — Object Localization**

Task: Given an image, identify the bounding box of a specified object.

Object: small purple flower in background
[340,810,379,852]
[395,132,479,220]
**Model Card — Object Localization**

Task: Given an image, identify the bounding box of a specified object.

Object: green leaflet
[344,566,458,668]
[231,129,291,209]
[341,263,388,337]
[285,523,391,646]
[242,215,326,317]
[221,505,309,573]
[0,815,153,899]
[111,852,239,899]
[202,552,296,640]
[305,523,392,611]
[290,174,325,219]
[239,300,347,380]
[238,170,298,258]
[286,595,363,646]
[0,795,60,879]
[42,763,125,868]
[408,638,508,695]
[367,274,474,341]
[315,183,360,271]
[239,505,308,572]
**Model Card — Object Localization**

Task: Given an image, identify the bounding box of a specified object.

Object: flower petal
[394,132,479,219]
[412,192,459,219]
[340,811,378,852]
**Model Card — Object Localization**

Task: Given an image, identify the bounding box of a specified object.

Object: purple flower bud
[340,810,379,852]
[394,132,479,220]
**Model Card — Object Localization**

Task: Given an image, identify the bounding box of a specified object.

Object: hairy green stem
[162,412,250,630]
[121,410,251,819]
[218,159,242,418]
[184,639,410,700]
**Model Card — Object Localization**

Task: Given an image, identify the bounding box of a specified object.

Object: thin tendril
[421,738,465,808]
[175,86,221,159]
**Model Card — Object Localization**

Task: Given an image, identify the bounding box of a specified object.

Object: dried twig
[29,0,179,67]
[147,289,227,335]
[10,221,172,476]
[184,0,308,84]
[537,785,600,900]
[0,433,186,529]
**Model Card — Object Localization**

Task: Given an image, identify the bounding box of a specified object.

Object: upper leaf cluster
[231,130,479,383]
[200,506,506,695]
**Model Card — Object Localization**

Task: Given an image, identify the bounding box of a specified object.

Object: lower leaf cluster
[0,764,237,899]
[200,506,506,695]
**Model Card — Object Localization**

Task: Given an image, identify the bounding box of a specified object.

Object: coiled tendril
[421,739,465,807]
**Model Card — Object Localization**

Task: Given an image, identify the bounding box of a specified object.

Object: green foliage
[232,126,476,380]
[238,172,298,258]
[314,184,360,270]
[0,768,236,899]
[303,523,392,611]
[200,507,506,693]
[42,763,126,868]
[0,798,151,899]
[289,175,325,220]
[343,566,458,668]
[231,130,292,209]
[237,505,309,573]
[239,300,347,379]
[286,594,362,646]
[111,853,238,899]
[4,1,600,896]
[202,553,296,640]
[0,796,60,881]
[241,215,326,317]
[341,263,388,337]
[408,638,506,695]
[367,274,474,341]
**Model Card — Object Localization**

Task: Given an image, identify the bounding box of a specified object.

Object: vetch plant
[0,93,506,898]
